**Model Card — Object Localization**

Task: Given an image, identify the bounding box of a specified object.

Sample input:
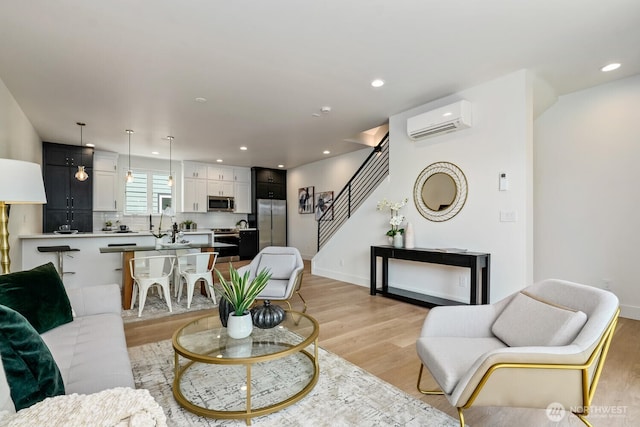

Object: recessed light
[323,150,330,155]
[320,106,331,114]
[216,159,223,163]
[85,143,95,147]
[442,112,452,117]
[240,146,248,151]
[601,63,621,72]
[195,97,207,103]
[312,113,321,117]
[277,164,284,168]
[371,79,385,88]
[152,151,159,155]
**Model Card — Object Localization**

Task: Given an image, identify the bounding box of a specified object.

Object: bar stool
[37,245,80,277]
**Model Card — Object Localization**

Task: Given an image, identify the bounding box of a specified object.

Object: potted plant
[215,264,272,339]
[181,219,194,230]
[377,198,408,247]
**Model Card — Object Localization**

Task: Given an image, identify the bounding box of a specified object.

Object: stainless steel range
[212,227,258,260]
[212,228,239,238]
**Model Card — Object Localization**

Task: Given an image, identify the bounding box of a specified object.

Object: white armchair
[416,279,619,427]
[237,246,306,312]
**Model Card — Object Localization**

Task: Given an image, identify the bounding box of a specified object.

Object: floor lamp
[0,159,47,274]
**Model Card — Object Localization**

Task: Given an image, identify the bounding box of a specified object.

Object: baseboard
[310,265,368,288]
[620,304,640,320]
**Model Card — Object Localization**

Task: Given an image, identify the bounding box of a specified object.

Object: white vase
[404,222,415,248]
[227,311,253,339]
[393,233,403,248]
[155,237,163,249]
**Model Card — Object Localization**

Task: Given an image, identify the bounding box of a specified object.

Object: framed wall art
[298,186,314,214]
[315,190,334,221]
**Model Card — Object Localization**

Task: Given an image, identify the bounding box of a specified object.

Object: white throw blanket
[0,387,166,427]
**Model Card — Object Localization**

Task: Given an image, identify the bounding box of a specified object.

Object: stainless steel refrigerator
[257,199,287,251]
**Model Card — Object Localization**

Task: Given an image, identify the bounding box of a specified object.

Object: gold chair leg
[417,364,444,395]
[297,291,307,313]
[457,408,465,427]
[574,413,593,427]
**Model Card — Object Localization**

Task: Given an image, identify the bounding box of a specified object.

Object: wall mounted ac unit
[407,100,472,140]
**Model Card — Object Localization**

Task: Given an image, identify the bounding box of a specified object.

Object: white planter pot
[393,234,403,248]
[227,311,253,339]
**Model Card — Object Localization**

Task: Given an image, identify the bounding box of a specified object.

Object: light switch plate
[500,210,517,222]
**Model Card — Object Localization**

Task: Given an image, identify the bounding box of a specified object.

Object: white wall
[287,148,372,259]
[534,73,640,319]
[0,77,44,271]
[303,70,534,303]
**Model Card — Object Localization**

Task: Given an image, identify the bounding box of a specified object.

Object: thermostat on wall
[499,172,509,191]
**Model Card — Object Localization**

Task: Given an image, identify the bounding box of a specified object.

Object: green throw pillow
[0,304,65,410]
[0,262,73,333]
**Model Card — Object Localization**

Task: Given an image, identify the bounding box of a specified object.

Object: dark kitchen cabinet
[43,142,93,232]
[239,230,258,260]
[252,167,287,200]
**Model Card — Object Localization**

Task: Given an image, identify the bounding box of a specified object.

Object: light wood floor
[124,261,640,427]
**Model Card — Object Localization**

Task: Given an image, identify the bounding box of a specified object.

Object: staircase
[317,133,389,250]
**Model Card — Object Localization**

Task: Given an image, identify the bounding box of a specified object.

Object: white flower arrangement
[377,198,408,236]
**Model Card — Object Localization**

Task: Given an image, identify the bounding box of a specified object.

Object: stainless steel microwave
[208,196,235,212]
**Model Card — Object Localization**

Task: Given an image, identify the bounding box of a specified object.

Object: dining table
[99,242,237,309]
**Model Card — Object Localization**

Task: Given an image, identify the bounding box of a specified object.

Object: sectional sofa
[0,263,165,425]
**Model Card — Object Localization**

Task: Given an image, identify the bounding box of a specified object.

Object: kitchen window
[125,170,173,214]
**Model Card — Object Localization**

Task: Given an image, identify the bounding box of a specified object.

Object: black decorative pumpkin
[251,300,286,329]
[218,296,234,327]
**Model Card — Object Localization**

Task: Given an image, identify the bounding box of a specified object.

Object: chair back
[254,246,303,278]
[178,252,217,275]
[130,255,175,278]
[525,279,619,352]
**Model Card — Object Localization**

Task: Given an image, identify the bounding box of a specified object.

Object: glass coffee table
[172,311,319,425]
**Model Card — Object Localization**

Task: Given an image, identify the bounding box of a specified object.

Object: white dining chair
[129,254,176,317]
[176,251,218,309]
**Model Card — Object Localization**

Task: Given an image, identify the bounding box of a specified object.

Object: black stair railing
[317,132,389,250]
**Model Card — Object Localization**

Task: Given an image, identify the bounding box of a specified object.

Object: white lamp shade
[0,159,47,204]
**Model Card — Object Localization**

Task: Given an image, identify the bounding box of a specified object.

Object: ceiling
[0,1,638,169]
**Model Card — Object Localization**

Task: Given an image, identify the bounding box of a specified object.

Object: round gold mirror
[413,162,467,222]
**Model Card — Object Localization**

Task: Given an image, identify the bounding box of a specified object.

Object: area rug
[128,339,461,427]
[122,291,218,323]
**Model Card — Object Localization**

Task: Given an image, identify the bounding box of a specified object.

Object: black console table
[370,246,490,307]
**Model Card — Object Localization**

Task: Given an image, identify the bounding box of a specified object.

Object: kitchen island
[19,230,217,295]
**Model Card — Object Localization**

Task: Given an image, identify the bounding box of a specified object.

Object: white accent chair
[237,246,306,312]
[176,251,218,308]
[129,255,175,317]
[416,279,619,427]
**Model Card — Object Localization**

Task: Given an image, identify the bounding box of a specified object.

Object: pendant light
[167,136,174,187]
[125,129,134,183]
[74,122,89,182]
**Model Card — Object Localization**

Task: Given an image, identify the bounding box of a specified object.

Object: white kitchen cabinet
[94,151,118,172]
[207,165,234,181]
[183,161,207,179]
[93,151,119,211]
[233,167,251,183]
[207,180,234,197]
[94,170,118,211]
[183,177,207,212]
[234,181,252,213]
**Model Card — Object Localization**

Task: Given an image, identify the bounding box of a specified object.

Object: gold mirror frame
[413,161,467,222]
